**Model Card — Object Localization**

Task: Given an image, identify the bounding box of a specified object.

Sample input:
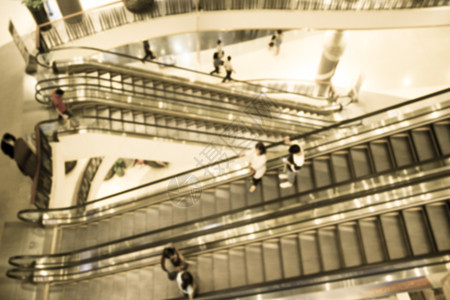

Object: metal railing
[34,0,450,50]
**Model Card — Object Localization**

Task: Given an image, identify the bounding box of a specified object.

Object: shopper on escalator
[176,271,197,299]
[241,142,267,193]
[142,40,156,62]
[279,137,305,189]
[161,246,188,280]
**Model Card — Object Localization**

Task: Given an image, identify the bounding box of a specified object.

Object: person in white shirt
[222,56,235,83]
[279,137,305,188]
[176,271,197,299]
[241,142,267,193]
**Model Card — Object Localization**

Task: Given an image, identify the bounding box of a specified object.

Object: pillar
[315,30,347,100]
[56,0,83,23]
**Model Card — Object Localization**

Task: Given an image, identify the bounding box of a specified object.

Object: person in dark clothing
[279,137,305,188]
[142,40,156,62]
[209,52,223,75]
[1,133,37,179]
[161,247,188,280]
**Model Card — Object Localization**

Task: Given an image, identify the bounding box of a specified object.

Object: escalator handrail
[18,88,450,221]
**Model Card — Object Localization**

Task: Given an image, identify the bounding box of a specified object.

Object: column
[315,30,348,100]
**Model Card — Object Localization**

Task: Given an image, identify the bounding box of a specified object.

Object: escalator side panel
[390,135,415,167]
[350,147,372,178]
[331,153,352,183]
[411,129,439,162]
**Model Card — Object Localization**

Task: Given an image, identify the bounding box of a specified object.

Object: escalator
[7,90,450,298]
[47,117,450,253]
[38,58,339,135]
[8,184,450,299]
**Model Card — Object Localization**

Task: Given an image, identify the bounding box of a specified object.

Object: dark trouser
[252,177,262,186]
[142,51,156,61]
[222,70,232,82]
[210,66,219,75]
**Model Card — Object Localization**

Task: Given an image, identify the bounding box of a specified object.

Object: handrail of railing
[35,46,341,105]
[34,0,449,51]
[21,88,450,220]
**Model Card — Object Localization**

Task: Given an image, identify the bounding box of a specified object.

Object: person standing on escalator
[241,142,267,193]
[142,40,156,62]
[279,137,305,188]
[161,246,188,280]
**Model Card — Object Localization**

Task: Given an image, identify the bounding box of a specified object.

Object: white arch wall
[52,8,450,61]
[49,132,241,208]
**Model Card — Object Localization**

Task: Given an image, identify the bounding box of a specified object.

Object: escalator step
[229,247,247,287]
[120,213,135,239]
[380,213,410,260]
[172,204,188,225]
[215,187,231,213]
[426,203,450,251]
[197,255,214,293]
[201,192,216,217]
[350,147,372,178]
[213,251,230,291]
[297,163,314,192]
[146,207,160,230]
[186,200,202,221]
[318,227,341,271]
[262,174,280,201]
[280,236,301,278]
[370,141,393,173]
[331,153,352,183]
[433,122,450,155]
[133,211,147,236]
[391,135,415,167]
[262,240,283,281]
[139,269,154,300]
[125,271,141,299]
[358,218,386,264]
[246,180,263,206]
[313,158,332,187]
[158,203,173,229]
[403,208,433,256]
[99,275,115,299]
[153,267,169,299]
[299,232,321,275]
[230,182,247,209]
[411,129,438,161]
[245,244,265,284]
[338,222,363,268]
